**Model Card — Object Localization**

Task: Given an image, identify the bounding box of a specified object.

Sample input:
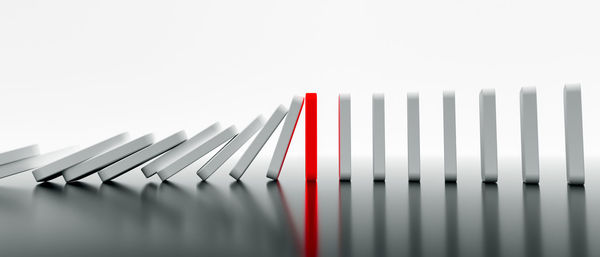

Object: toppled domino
[63,134,154,182]
[157,127,237,181]
[267,96,304,180]
[142,123,221,177]
[32,133,129,182]
[0,145,40,166]
[230,106,287,180]
[98,131,187,182]
[0,147,75,179]
[198,116,264,180]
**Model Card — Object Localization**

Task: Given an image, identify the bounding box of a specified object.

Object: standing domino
[443,91,457,182]
[372,93,386,181]
[520,87,540,184]
[407,92,421,182]
[479,89,498,183]
[564,84,585,185]
[305,93,317,181]
[339,94,351,181]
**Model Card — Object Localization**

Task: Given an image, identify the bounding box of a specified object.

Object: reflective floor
[0,157,598,257]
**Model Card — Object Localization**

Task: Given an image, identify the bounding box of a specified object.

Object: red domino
[305,93,317,181]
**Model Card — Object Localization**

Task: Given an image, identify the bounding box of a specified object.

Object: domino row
[0,84,587,185]
[0,96,305,183]
[341,84,585,185]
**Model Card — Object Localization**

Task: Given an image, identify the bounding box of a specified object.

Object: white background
[2,0,600,169]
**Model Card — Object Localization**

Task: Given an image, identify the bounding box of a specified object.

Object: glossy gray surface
[0,157,597,257]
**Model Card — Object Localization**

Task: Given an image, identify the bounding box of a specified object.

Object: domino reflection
[17,181,301,257]
[0,165,594,257]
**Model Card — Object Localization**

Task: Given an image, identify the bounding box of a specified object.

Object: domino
[157,127,237,181]
[198,116,264,180]
[63,134,154,182]
[479,89,498,183]
[142,123,221,177]
[564,84,585,185]
[407,92,421,182]
[0,147,75,179]
[32,133,129,182]
[443,91,457,182]
[520,87,540,184]
[4,87,593,187]
[372,93,385,181]
[339,94,351,181]
[305,93,317,181]
[0,145,40,166]
[266,96,304,180]
[98,131,187,182]
[230,105,287,180]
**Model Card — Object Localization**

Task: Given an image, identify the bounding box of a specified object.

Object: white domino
[0,145,40,166]
[443,91,457,182]
[520,87,540,184]
[142,123,221,177]
[0,147,75,179]
[63,134,154,182]
[98,131,187,182]
[339,94,352,181]
[230,106,287,180]
[198,116,264,180]
[564,84,585,185]
[267,96,304,180]
[407,92,421,182]
[479,89,498,183]
[4,87,592,186]
[158,127,237,181]
[372,93,385,181]
[33,133,129,182]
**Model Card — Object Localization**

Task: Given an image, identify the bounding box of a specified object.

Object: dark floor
[0,158,597,257]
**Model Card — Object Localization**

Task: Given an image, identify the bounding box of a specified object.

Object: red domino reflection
[305,181,319,257]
